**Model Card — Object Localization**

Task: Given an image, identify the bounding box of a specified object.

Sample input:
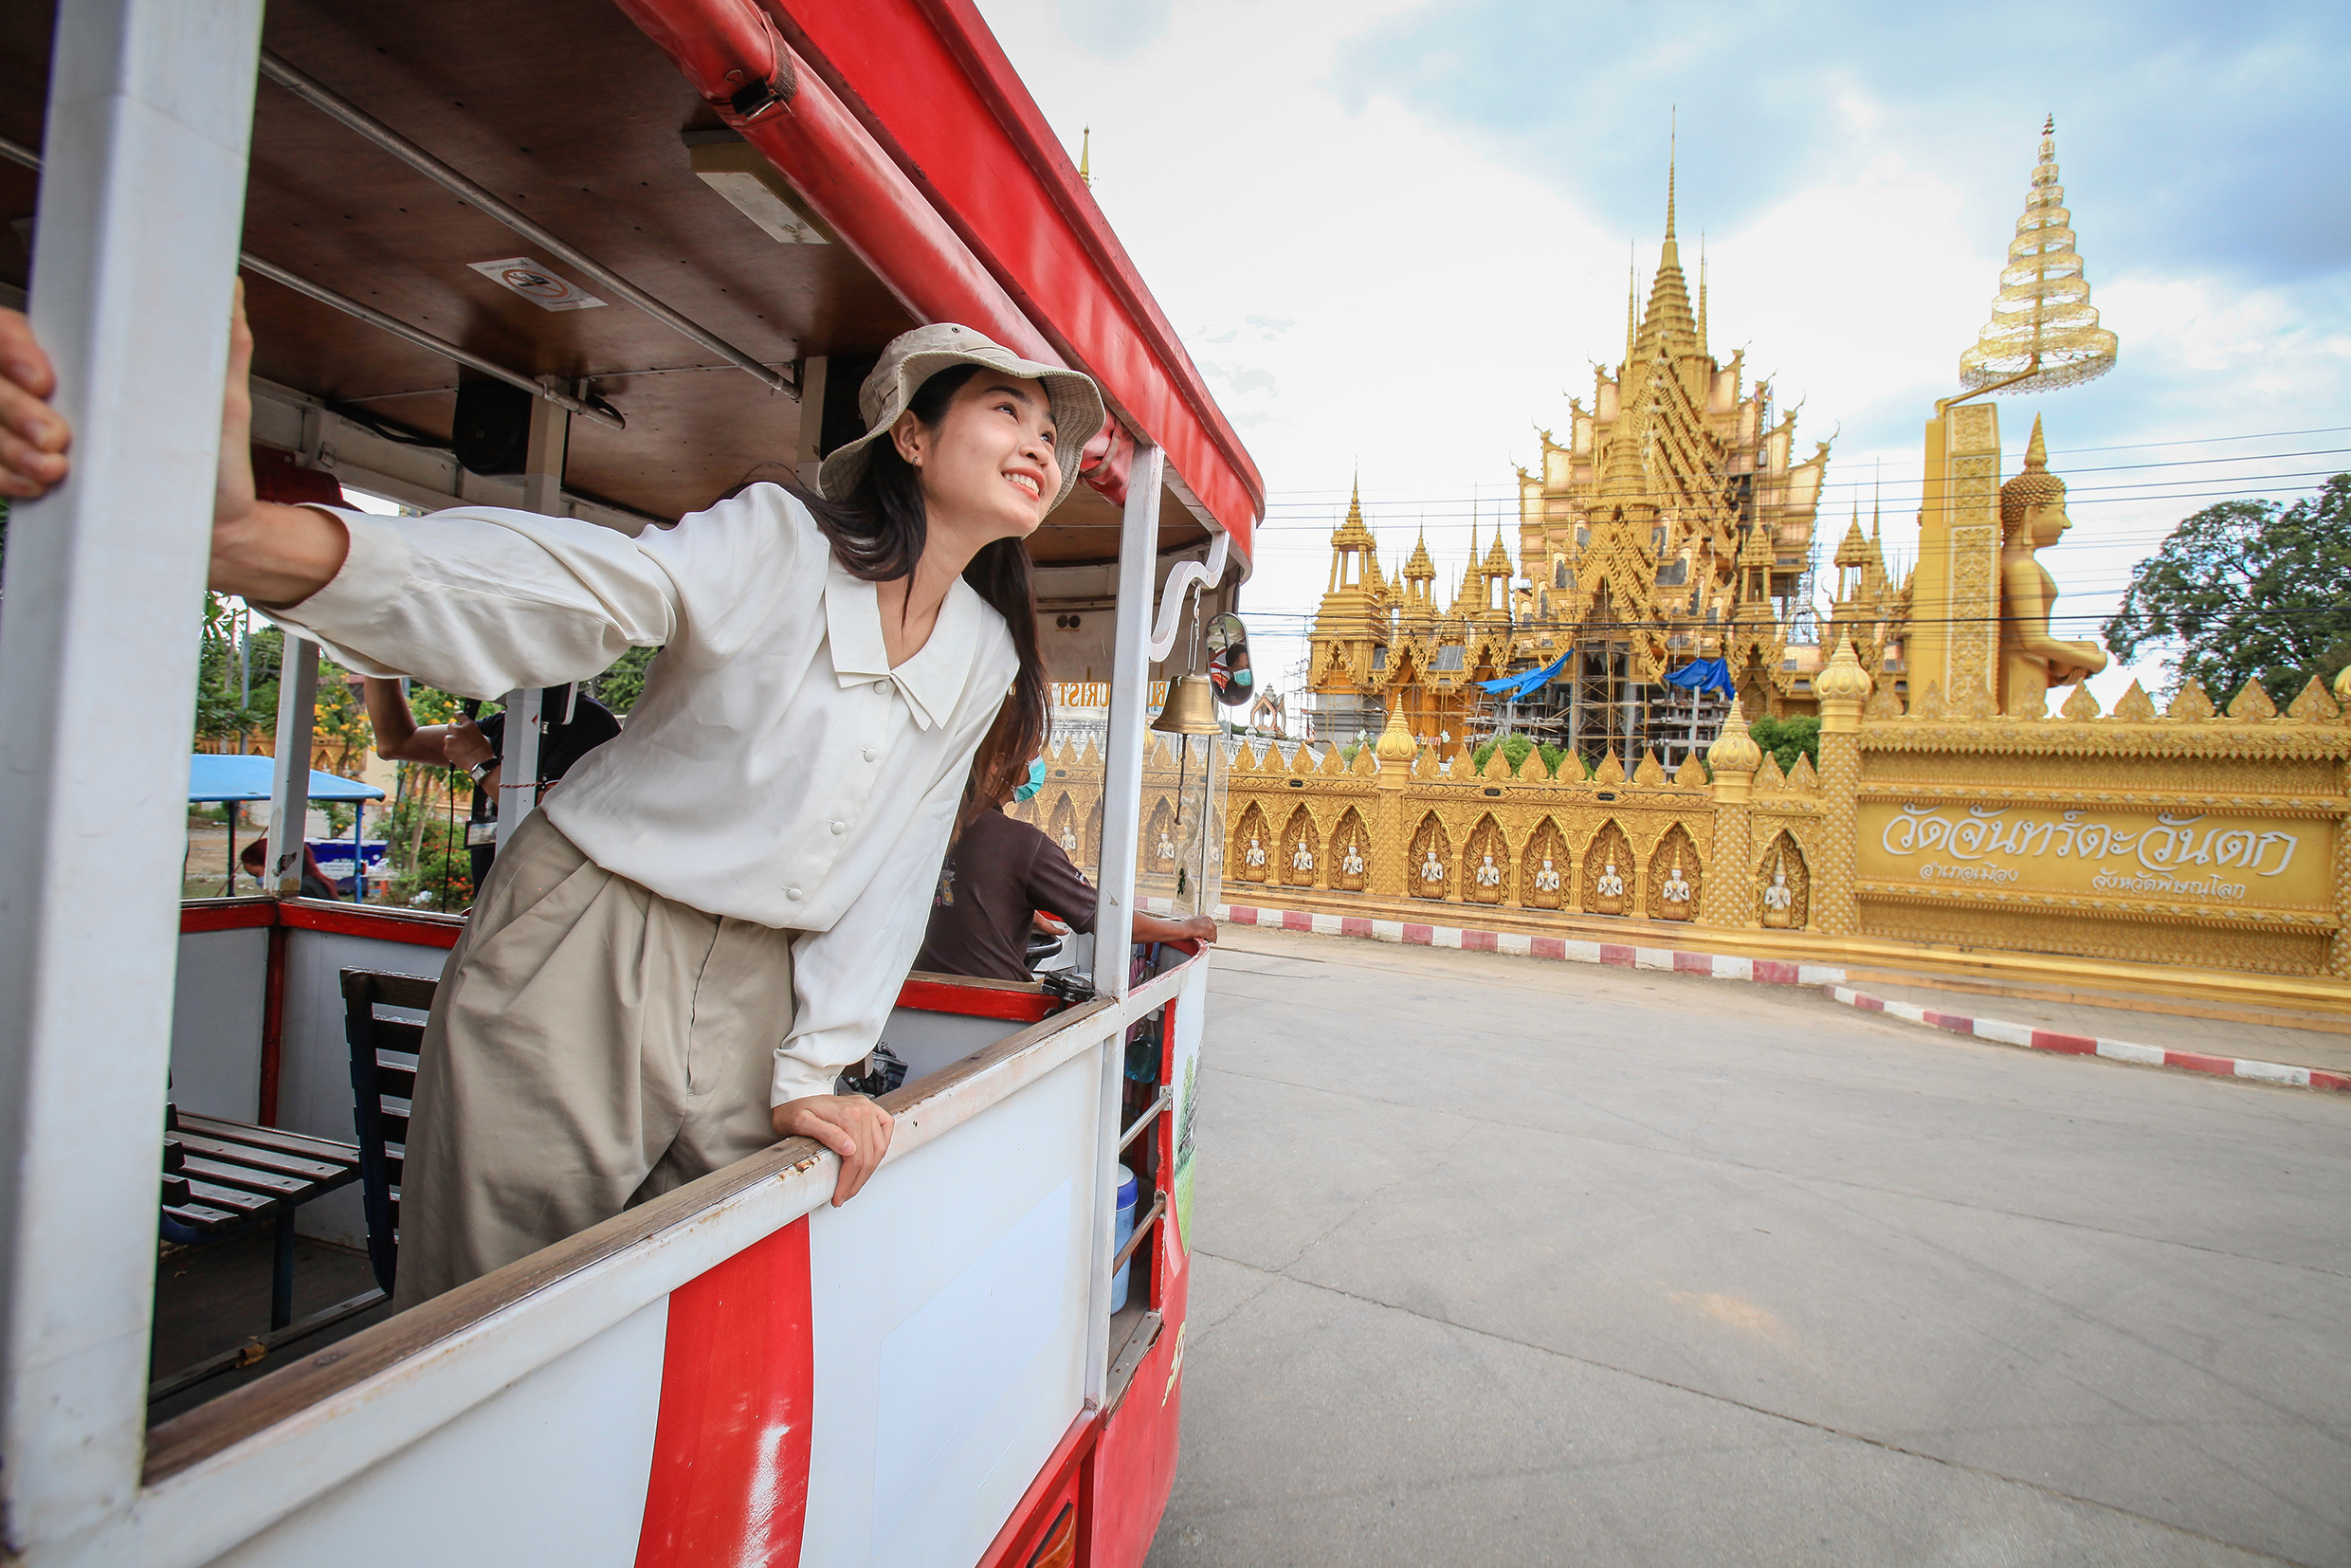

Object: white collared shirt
[270,484,1016,1104]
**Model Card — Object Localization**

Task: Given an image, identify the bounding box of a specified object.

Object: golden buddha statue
[1999,415,2107,715]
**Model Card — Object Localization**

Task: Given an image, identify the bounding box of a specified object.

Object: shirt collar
[824,561,985,732]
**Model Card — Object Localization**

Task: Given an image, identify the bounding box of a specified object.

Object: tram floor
[1152,926,2351,1568]
[149,1227,392,1427]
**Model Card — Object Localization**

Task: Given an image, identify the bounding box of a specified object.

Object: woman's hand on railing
[773,1092,896,1205]
[0,307,68,497]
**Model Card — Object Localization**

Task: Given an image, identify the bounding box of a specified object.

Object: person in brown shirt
[917,766,1216,982]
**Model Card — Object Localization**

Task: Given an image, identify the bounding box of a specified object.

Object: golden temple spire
[1624,243,1637,365]
[2023,411,2050,471]
[1664,109,1677,244]
[1696,232,1706,349]
[1078,126,1092,188]
[1632,131,1697,358]
[1959,115,2117,393]
[1404,521,1435,581]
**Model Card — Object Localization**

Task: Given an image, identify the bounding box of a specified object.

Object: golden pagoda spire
[1624,243,1637,366]
[1632,130,1697,358]
[1959,115,2117,393]
[1696,232,1707,351]
[1078,126,1092,188]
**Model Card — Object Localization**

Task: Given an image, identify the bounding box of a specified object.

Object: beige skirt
[392,811,794,1309]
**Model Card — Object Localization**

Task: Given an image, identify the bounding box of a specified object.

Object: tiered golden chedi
[1305,159,1902,765]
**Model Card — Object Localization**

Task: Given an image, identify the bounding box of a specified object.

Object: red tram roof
[614,0,1262,564]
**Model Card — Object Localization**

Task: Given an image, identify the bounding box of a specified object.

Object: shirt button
[872,679,891,693]
[861,746,877,762]
[786,886,803,901]
[829,820,846,835]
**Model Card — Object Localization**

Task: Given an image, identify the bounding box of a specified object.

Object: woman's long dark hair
[792,363,1048,826]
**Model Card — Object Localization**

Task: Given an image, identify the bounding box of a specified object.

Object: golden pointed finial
[2023,412,2049,470]
[1665,107,1677,241]
[1625,243,1637,364]
[1078,126,1091,188]
[1959,117,2116,393]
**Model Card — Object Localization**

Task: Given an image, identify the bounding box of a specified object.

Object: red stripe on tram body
[636,1219,817,1568]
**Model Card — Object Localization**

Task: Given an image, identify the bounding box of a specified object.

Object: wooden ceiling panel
[2,1,1209,558]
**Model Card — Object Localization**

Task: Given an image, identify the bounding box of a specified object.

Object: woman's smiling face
[892,372,1061,545]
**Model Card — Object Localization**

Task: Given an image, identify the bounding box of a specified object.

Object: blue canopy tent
[189,755,386,899]
[1662,658,1736,700]
[1477,650,1572,702]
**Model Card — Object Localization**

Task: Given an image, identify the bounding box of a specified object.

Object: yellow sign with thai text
[1855,802,2337,910]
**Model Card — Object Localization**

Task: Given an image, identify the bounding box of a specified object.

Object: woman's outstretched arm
[210,283,350,604]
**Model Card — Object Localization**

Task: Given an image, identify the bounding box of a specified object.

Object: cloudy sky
[975,0,2351,706]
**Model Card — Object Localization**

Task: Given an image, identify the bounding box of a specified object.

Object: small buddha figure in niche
[1061,826,1079,855]
[1340,839,1365,879]
[1999,415,2108,716]
[1419,846,1445,885]
[1594,859,1626,915]
[1474,852,1502,889]
[1660,856,1693,915]
[1244,833,1267,870]
[1534,856,1561,894]
[1156,827,1176,863]
[1290,838,1315,873]
[1762,852,1796,928]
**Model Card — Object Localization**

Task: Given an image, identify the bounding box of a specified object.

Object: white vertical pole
[495,685,543,851]
[494,396,567,854]
[1091,444,1164,1000]
[0,0,264,1547]
[521,383,569,518]
[267,636,319,895]
[1083,444,1161,1406]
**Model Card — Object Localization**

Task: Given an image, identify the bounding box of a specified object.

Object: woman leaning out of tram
[0,301,1103,1308]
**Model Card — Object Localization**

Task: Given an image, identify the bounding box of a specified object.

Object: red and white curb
[1167,897,1847,987]
[1826,985,2351,1094]
[1166,897,2351,1096]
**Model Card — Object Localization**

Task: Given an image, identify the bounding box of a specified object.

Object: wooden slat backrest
[339,969,437,1296]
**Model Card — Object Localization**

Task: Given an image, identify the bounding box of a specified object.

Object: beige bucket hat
[816,323,1106,512]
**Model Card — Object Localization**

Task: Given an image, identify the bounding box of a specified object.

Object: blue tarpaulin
[188,754,385,803]
[1477,650,1571,701]
[1662,658,1735,699]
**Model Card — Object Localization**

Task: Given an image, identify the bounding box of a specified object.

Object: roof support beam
[0,134,629,432]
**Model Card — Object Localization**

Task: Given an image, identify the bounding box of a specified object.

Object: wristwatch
[467,758,497,785]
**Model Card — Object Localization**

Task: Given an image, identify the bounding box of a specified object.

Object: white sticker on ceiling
[466,257,607,312]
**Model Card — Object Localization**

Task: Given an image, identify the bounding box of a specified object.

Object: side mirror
[1204,612,1253,706]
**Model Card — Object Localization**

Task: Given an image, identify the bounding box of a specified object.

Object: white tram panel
[169,929,268,1122]
[207,1300,667,1568]
[801,1044,1103,1567]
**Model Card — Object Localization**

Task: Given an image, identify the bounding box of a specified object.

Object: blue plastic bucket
[1110,1164,1139,1312]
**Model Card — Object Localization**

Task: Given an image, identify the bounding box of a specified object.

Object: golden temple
[1305,155,1903,766]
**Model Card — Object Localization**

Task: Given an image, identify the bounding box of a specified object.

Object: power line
[1255,427,2351,501]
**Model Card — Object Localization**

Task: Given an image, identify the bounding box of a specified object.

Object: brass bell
[1150,674,1224,736]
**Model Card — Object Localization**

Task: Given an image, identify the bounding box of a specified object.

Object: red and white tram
[0,2,1259,1563]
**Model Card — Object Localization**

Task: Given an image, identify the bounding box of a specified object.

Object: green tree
[1747,714,1819,775]
[2105,475,2351,706]
[592,644,661,716]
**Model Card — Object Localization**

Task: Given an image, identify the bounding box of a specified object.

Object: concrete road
[1147,928,2351,1568]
